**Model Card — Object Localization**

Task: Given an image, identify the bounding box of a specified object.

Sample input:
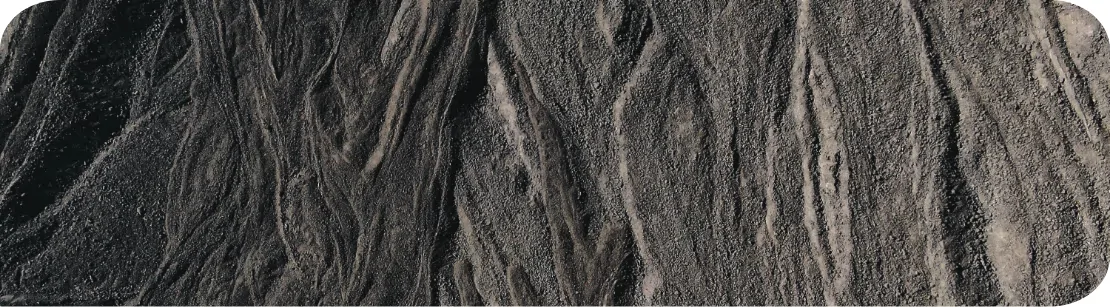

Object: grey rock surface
[0,0,1109,305]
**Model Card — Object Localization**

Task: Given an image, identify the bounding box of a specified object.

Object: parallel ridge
[0,0,1108,305]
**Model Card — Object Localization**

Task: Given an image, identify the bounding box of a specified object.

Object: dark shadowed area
[1,0,1110,305]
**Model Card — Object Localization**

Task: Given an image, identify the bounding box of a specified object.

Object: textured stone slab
[0,0,1108,305]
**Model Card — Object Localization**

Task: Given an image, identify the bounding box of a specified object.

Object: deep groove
[1041,0,1105,131]
[427,6,489,303]
[612,246,639,306]
[912,2,1003,305]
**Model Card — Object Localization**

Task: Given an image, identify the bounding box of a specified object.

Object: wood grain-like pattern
[0,0,1109,305]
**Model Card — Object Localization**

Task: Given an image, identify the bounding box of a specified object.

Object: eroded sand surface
[1,0,1109,305]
